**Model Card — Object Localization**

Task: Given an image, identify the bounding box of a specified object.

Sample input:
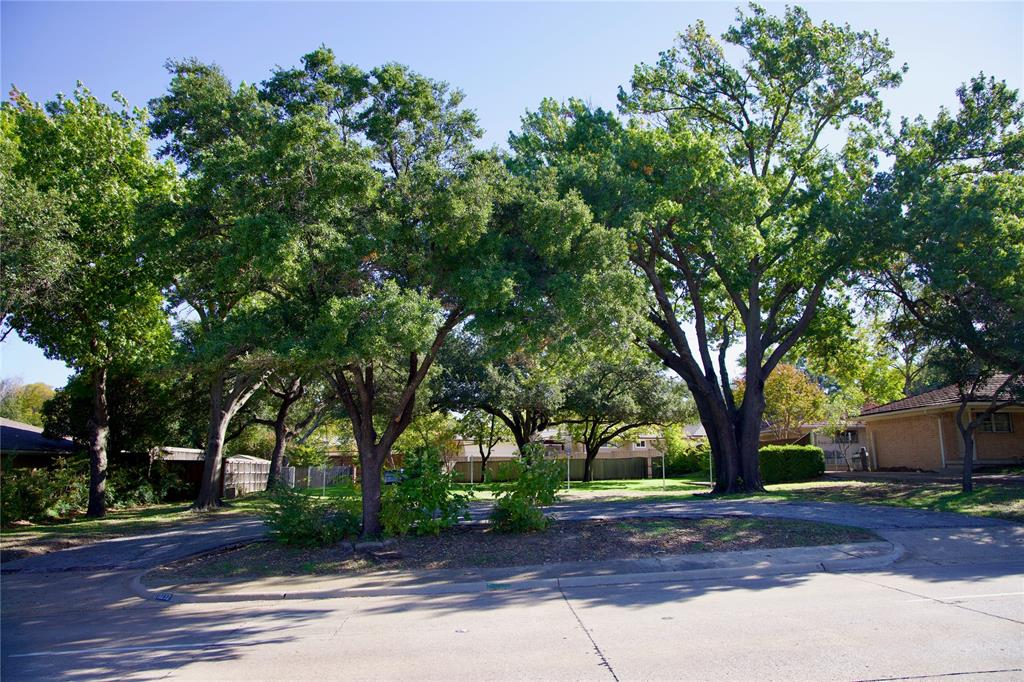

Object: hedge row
[759,445,825,484]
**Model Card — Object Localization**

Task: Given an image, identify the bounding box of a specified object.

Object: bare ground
[145,516,876,583]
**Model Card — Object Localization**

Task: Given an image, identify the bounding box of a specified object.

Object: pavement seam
[853,668,1024,681]
[558,583,620,682]
[837,573,1024,626]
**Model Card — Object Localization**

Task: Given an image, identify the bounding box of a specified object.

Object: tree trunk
[955,404,976,494]
[582,448,597,483]
[480,454,489,482]
[358,441,386,537]
[85,365,110,518]
[737,377,767,492]
[266,387,302,490]
[195,374,230,510]
[267,419,288,490]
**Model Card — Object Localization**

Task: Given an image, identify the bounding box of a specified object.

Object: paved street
[2,502,1022,681]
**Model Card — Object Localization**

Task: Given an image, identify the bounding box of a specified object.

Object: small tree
[735,364,826,443]
[458,409,512,482]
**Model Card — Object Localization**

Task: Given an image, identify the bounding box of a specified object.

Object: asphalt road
[2,501,1022,681]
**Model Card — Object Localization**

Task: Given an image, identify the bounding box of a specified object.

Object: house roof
[860,374,1019,417]
[0,418,79,454]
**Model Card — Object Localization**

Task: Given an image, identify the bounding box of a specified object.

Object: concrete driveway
[2,501,1022,680]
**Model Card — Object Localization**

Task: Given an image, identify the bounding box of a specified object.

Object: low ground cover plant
[490,445,563,533]
[759,445,826,484]
[263,484,360,546]
[381,447,469,536]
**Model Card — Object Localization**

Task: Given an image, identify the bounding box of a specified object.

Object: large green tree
[512,5,903,492]
[873,75,1024,491]
[437,333,569,452]
[563,354,688,481]
[2,87,176,516]
[152,48,632,533]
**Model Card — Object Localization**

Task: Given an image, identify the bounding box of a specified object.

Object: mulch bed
[146,516,877,583]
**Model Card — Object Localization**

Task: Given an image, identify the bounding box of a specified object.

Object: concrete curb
[129,539,906,604]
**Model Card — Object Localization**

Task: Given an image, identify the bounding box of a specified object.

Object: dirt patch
[145,516,876,583]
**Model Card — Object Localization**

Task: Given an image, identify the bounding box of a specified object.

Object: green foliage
[736,364,827,441]
[286,441,329,467]
[563,353,691,457]
[2,86,176,372]
[875,74,1024,401]
[0,457,185,524]
[263,485,360,547]
[661,427,711,475]
[0,379,54,427]
[381,447,469,536]
[490,445,562,533]
[759,445,825,484]
[225,426,274,460]
[41,367,207,454]
[0,458,88,525]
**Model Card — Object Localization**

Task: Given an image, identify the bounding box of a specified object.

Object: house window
[634,440,648,449]
[974,412,1013,433]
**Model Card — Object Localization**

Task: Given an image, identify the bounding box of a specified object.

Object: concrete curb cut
[129,540,905,604]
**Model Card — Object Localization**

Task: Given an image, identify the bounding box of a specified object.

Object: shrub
[381,447,469,536]
[0,456,187,525]
[490,444,562,533]
[665,442,711,476]
[263,485,360,547]
[759,445,825,484]
[1,457,89,525]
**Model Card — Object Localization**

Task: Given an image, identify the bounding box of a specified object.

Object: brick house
[859,376,1024,471]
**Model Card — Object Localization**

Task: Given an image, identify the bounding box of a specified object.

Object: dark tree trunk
[582,447,598,483]
[86,365,110,518]
[195,375,230,510]
[358,441,386,537]
[195,370,265,510]
[955,403,976,494]
[266,381,304,490]
[737,376,767,492]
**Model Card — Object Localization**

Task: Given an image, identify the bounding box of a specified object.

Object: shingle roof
[860,374,1019,417]
[0,417,79,454]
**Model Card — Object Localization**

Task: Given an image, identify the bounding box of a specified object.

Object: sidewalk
[132,539,903,603]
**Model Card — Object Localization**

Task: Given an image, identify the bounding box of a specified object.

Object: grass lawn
[755,480,1024,523]
[0,494,272,561]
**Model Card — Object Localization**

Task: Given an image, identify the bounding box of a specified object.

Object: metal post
[662,452,666,490]
[321,462,326,498]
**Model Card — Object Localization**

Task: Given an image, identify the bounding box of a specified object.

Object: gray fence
[282,465,353,490]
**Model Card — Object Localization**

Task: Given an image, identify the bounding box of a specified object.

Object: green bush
[0,456,189,525]
[263,485,360,547]
[490,444,561,533]
[1,457,89,525]
[381,447,469,536]
[759,445,825,484]
[665,441,711,476]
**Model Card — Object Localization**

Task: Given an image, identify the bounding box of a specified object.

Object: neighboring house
[451,429,668,481]
[859,376,1024,471]
[759,421,868,471]
[0,417,80,468]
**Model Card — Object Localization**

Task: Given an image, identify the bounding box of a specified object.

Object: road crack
[559,585,619,681]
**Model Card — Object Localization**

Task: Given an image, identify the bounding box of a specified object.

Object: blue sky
[2,1,1022,388]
